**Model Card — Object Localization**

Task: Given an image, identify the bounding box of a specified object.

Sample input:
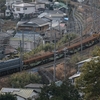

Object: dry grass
[2,20,17,32]
[0,77,10,89]
[48,62,76,80]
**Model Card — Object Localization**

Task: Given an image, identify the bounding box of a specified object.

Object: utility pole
[90,0,98,33]
[66,0,74,46]
[22,31,24,59]
[75,0,83,54]
[63,47,68,80]
[33,27,35,49]
[20,40,23,71]
[53,30,56,82]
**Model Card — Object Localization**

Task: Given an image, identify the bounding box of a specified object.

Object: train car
[23,34,100,69]
[0,58,23,76]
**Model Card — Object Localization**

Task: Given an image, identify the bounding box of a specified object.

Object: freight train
[0,33,99,76]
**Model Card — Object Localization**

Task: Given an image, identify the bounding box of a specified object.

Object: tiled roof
[25,83,43,88]
[0,88,37,99]
[17,18,49,27]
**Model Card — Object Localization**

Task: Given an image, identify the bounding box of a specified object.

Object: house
[38,10,66,27]
[10,33,43,51]
[12,3,36,19]
[5,0,49,18]
[43,27,63,44]
[16,17,50,35]
[0,88,38,100]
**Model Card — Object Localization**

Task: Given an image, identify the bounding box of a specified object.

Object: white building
[0,88,38,100]
[12,3,36,19]
[5,0,46,18]
[10,33,43,52]
[5,0,23,17]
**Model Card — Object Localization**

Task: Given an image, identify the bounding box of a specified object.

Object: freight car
[23,34,100,69]
[0,58,22,76]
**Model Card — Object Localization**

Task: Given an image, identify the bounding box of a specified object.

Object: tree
[36,80,81,100]
[76,57,100,100]
[0,93,17,100]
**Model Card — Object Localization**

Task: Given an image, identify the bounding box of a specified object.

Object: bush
[9,72,41,88]
[0,93,17,100]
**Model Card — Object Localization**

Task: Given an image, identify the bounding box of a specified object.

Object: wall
[10,39,37,51]
[14,6,35,14]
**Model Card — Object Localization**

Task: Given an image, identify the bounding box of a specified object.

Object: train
[0,33,99,76]
[0,58,22,76]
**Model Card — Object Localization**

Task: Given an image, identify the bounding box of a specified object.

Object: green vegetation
[9,72,41,88]
[36,80,81,100]
[91,46,100,56]
[57,33,77,48]
[75,47,100,100]
[76,57,100,100]
[0,93,17,100]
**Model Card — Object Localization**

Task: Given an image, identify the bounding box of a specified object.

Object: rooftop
[69,73,81,80]
[76,56,99,65]
[14,3,35,7]
[0,88,37,99]
[38,10,66,18]
[25,83,43,89]
[17,18,50,27]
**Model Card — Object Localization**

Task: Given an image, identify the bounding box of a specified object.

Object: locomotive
[0,58,22,76]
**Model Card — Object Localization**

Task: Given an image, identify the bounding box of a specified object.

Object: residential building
[10,33,43,51]
[12,3,36,19]
[38,10,66,27]
[16,17,50,35]
[0,88,38,100]
[5,0,48,18]
[43,26,64,44]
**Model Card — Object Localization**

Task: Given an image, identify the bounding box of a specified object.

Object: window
[16,8,20,11]
[23,7,27,10]
[6,12,9,14]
